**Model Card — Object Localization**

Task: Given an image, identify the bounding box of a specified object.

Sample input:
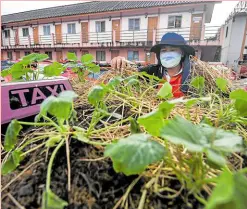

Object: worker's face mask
[160,51,182,68]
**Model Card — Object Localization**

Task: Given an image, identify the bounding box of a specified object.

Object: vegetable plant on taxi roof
[1,53,66,81]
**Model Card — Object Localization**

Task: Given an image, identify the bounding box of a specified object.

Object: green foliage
[157,82,173,99]
[67,52,78,62]
[44,62,65,77]
[23,53,49,62]
[37,91,78,120]
[81,54,94,64]
[130,118,141,134]
[205,170,247,209]
[216,78,228,93]
[1,150,23,175]
[190,76,205,90]
[45,136,62,147]
[88,85,107,106]
[107,76,123,89]
[138,109,165,136]
[4,120,22,151]
[160,116,243,165]
[1,68,12,77]
[104,133,166,175]
[42,189,68,209]
[230,89,247,116]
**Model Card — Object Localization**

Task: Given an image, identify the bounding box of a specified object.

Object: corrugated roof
[2,1,205,24]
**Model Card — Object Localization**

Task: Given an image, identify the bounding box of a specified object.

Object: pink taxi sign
[1,77,73,124]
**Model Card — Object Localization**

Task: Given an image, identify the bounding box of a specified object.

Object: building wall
[221,15,246,70]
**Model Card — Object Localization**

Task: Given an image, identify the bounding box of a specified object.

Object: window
[225,26,228,38]
[96,51,106,61]
[96,21,105,32]
[22,28,29,37]
[24,51,31,56]
[168,16,182,28]
[127,51,139,61]
[7,52,13,60]
[4,30,10,38]
[129,18,140,31]
[43,25,51,35]
[45,51,53,60]
[67,23,76,34]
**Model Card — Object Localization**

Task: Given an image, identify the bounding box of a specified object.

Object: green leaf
[138,110,165,136]
[73,132,89,143]
[88,85,107,106]
[44,62,65,77]
[42,189,68,209]
[124,75,138,83]
[104,133,166,175]
[157,82,173,99]
[35,54,49,62]
[205,170,247,209]
[158,101,175,118]
[160,116,244,166]
[86,63,100,73]
[190,76,205,90]
[130,118,141,134]
[107,76,123,89]
[126,78,139,87]
[1,150,23,175]
[216,78,228,92]
[81,54,94,64]
[1,68,12,77]
[4,120,22,151]
[46,136,62,147]
[39,91,78,120]
[230,89,247,116]
[67,52,78,62]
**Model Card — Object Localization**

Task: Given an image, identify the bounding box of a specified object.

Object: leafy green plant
[1,53,66,81]
[190,76,205,95]
[65,52,100,82]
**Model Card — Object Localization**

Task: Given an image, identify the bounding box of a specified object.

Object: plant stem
[194,193,207,205]
[46,138,65,190]
[21,141,46,157]
[19,135,48,151]
[90,117,130,135]
[65,135,71,191]
[19,121,53,126]
[42,115,62,132]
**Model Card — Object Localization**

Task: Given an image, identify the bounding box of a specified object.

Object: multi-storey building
[220,1,247,71]
[1,1,221,64]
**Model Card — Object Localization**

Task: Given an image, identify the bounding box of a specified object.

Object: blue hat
[150,32,195,56]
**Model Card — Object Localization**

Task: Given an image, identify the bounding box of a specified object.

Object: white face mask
[160,51,182,68]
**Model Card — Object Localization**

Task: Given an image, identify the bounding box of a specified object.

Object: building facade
[220,1,247,71]
[1,1,221,64]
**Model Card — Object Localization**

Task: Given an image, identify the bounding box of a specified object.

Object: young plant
[65,52,100,82]
[1,53,66,81]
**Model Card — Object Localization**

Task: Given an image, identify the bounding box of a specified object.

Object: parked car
[1,60,15,71]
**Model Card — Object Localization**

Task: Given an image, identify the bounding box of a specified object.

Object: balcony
[1,26,222,49]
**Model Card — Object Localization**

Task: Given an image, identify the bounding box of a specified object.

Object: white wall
[121,15,148,42]
[89,18,112,43]
[61,21,80,44]
[38,24,55,44]
[18,26,33,45]
[2,29,16,46]
[157,12,192,41]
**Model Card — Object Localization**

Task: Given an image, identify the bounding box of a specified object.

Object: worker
[111,32,195,98]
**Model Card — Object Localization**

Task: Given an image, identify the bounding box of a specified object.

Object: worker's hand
[111,56,128,71]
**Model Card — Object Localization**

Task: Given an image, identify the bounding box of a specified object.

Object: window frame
[128,18,140,31]
[96,51,106,61]
[7,51,13,60]
[67,23,76,34]
[95,21,106,33]
[45,51,53,60]
[43,25,51,36]
[168,15,182,29]
[4,30,10,38]
[127,50,139,61]
[22,28,29,37]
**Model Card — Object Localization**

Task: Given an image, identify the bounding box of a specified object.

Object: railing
[1,26,222,48]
